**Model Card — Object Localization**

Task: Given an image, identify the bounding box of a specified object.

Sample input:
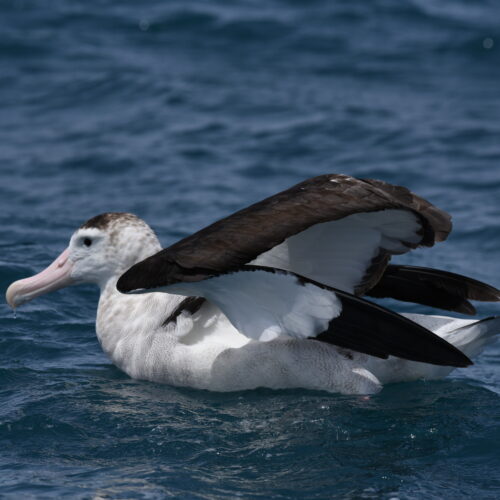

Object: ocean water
[1,0,500,498]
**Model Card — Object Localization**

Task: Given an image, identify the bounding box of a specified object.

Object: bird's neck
[95,276,187,374]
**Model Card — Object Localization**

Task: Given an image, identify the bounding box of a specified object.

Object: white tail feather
[439,317,500,358]
[404,313,500,359]
[367,314,500,383]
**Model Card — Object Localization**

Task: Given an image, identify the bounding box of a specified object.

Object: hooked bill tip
[5,281,22,309]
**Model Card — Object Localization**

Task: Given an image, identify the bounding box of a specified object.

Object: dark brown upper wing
[367,265,500,314]
[117,174,452,293]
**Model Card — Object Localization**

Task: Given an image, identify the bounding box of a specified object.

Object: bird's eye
[83,238,92,247]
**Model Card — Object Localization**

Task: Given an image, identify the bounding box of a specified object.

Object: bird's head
[6,212,160,308]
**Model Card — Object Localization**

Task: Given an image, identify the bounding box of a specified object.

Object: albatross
[5,174,500,394]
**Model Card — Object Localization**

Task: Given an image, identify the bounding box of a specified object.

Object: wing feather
[119,264,472,367]
[367,265,500,314]
[117,175,452,295]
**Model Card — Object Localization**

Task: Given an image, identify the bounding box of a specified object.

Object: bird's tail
[404,313,500,358]
[368,314,500,383]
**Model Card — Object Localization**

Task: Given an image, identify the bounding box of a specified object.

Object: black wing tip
[117,257,162,294]
[437,342,473,367]
[117,251,184,294]
[369,265,500,315]
[392,265,500,301]
[116,273,133,293]
[455,356,474,368]
[446,347,473,367]
[455,301,477,316]
[116,271,147,294]
[319,286,475,368]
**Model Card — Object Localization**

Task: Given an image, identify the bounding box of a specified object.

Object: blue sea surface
[1,0,500,498]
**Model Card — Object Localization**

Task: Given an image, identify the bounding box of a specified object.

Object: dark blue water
[1,0,500,497]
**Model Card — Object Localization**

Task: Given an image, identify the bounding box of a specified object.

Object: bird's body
[6,175,500,394]
[96,268,500,394]
[91,230,384,394]
[95,259,500,394]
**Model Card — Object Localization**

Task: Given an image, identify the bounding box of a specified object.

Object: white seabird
[6,174,500,394]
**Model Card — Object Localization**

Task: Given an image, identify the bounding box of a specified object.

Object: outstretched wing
[117,174,452,295]
[118,265,472,367]
[367,265,500,314]
[162,264,500,324]
[116,174,474,366]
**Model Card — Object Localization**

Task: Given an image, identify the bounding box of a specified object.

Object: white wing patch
[251,209,422,293]
[165,268,342,342]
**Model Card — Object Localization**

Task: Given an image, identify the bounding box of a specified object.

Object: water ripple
[1,0,500,497]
